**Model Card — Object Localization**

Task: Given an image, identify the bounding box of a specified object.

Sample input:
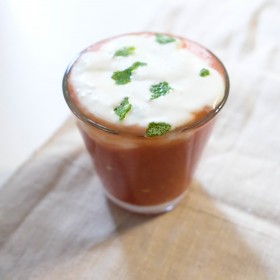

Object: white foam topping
[69,34,225,130]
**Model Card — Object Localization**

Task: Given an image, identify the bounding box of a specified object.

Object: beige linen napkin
[1,0,280,279]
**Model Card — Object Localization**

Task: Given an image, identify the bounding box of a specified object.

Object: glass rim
[62,32,230,137]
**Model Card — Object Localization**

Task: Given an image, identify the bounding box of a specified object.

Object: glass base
[104,189,189,215]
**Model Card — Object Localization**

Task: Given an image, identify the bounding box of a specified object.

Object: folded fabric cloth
[1,0,280,279]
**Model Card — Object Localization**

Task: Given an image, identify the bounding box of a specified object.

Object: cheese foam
[68,33,225,130]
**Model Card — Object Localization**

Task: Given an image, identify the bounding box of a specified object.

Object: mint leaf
[114,46,135,57]
[200,68,210,77]
[111,69,132,85]
[129,61,147,71]
[112,61,147,85]
[114,97,132,120]
[146,122,171,137]
[155,33,176,44]
[150,81,172,100]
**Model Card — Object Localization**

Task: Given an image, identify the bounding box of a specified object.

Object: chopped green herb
[112,61,147,85]
[150,81,172,100]
[111,69,132,85]
[200,68,210,77]
[114,97,132,120]
[129,61,147,71]
[155,33,176,44]
[146,122,172,137]
[114,46,135,57]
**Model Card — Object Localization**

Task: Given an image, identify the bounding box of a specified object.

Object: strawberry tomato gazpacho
[63,32,229,214]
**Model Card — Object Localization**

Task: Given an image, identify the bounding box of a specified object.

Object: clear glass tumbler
[62,33,229,214]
